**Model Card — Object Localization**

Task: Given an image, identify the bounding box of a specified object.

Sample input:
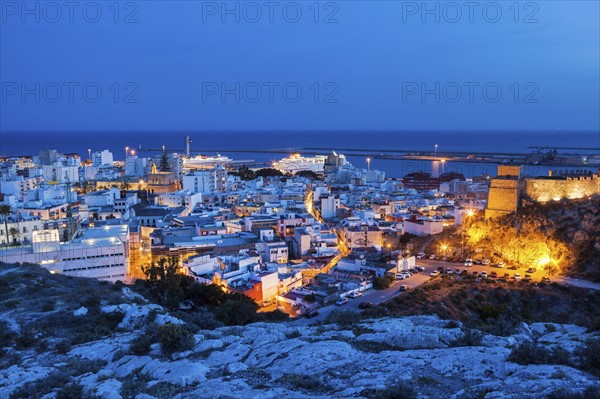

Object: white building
[42,165,79,183]
[92,150,114,167]
[0,225,130,282]
[182,166,227,194]
[125,156,147,177]
[320,195,340,219]
[155,190,202,212]
[403,219,443,236]
[0,213,44,246]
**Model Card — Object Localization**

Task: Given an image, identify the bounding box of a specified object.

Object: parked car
[348,291,362,299]
[471,271,479,276]
[430,271,440,277]
[445,268,453,274]
[524,274,533,282]
[461,270,468,274]
[490,271,498,278]
[542,277,551,283]
[304,309,320,318]
[415,266,426,272]
[526,268,537,273]
[474,259,482,265]
[482,259,491,265]
[429,255,436,260]
[454,269,461,275]
[416,253,426,259]
[396,274,406,280]
[399,285,410,292]
[508,265,518,270]
[480,271,488,278]
[464,259,473,267]
[260,300,273,307]
[359,302,374,309]
[497,262,505,268]
[504,273,511,279]
[514,273,522,281]
[335,298,348,306]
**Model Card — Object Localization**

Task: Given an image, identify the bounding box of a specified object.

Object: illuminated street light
[125,146,129,160]
[434,144,438,158]
[366,157,371,171]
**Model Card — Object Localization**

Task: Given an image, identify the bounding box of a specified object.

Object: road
[294,267,433,325]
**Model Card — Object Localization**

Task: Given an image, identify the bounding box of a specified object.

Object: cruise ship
[183,154,233,169]
[272,153,327,174]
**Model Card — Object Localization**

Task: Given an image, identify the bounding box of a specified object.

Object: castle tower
[485,165,523,219]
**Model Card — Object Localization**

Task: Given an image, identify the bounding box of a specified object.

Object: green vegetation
[277,373,332,393]
[508,341,571,366]
[364,277,600,335]
[373,275,394,290]
[363,382,417,399]
[157,323,195,356]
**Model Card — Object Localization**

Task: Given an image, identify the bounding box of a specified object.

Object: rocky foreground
[2,298,599,399]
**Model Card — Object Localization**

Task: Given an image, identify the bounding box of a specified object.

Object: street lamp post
[434,144,438,158]
[366,157,371,172]
[125,146,129,160]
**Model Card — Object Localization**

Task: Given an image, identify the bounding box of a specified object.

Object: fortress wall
[526,176,600,203]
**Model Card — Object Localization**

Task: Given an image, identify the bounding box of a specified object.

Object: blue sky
[1,1,599,132]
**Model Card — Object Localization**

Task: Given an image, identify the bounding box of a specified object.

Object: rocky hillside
[466,195,600,281]
[1,264,600,399]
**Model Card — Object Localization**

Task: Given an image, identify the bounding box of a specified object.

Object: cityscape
[1,1,600,399]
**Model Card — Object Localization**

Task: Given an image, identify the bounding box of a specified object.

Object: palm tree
[8,227,20,245]
[0,204,11,247]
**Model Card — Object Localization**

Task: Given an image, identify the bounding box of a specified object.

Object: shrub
[215,300,258,326]
[259,309,290,323]
[508,341,571,366]
[373,276,393,290]
[325,310,361,329]
[0,320,15,347]
[171,308,223,331]
[449,328,483,347]
[547,386,600,399]
[129,331,155,355]
[574,338,600,376]
[56,382,84,399]
[363,381,417,399]
[444,320,460,329]
[157,323,195,356]
[278,373,331,392]
[15,329,36,349]
[285,329,302,339]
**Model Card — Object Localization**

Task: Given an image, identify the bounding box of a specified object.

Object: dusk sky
[1,1,599,133]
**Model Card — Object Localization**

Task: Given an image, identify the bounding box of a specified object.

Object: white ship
[273,153,327,174]
[183,154,233,169]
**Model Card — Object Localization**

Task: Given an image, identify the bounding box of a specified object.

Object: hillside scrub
[364,276,600,334]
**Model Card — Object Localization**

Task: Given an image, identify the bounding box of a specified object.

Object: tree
[255,168,283,178]
[0,204,11,247]
[295,170,322,180]
[159,151,171,172]
[231,166,255,181]
[8,227,20,245]
[142,256,189,309]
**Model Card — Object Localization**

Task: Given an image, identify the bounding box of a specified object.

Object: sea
[1,131,599,179]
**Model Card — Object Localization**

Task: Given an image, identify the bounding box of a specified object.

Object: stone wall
[485,178,520,219]
[526,174,600,203]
